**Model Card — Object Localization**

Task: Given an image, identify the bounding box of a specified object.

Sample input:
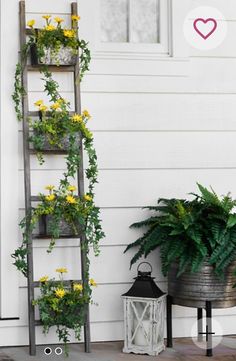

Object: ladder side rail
[19,1,36,355]
[72,2,91,353]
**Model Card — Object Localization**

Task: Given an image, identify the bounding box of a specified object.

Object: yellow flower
[55,288,66,298]
[45,194,55,202]
[68,185,77,192]
[39,275,49,283]
[54,17,64,24]
[39,105,48,112]
[58,98,66,104]
[45,185,55,191]
[27,19,35,28]
[42,15,51,20]
[89,279,97,287]
[63,29,75,38]
[66,195,77,204]
[71,114,83,123]
[45,25,56,31]
[56,267,68,274]
[73,283,83,292]
[84,194,92,202]
[71,15,81,22]
[34,100,44,107]
[82,110,91,119]
[50,102,60,110]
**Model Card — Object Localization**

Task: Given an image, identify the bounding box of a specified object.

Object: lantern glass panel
[129,300,152,347]
[153,299,165,344]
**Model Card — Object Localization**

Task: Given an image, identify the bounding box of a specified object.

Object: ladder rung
[32,234,80,240]
[29,149,68,155]
[33,280,82,288]
[27,65,75,72]
[27,111,75,117]
[34,320,42,326]
[31,196,40,202]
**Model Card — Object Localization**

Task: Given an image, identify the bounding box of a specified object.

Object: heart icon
[193,18,217,40]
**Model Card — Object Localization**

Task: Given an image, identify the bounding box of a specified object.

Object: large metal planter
[30,44,77,66]
[168,260,236,308]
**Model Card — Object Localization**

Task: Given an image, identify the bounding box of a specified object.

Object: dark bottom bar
[166,295,173,348]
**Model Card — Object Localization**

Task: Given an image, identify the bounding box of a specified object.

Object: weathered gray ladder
[19,1,90,355]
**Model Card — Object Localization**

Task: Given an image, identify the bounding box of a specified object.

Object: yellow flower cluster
[42,15,51,20]
[55,288,66,298]
[27,19,35,28]
[68,185,76,192]
[66,195,77,204]
[82,110,91,119]
[34,100,48,113]
[45,25,56,31]
[56,267,68,274]
[39,275,49,283]
[45,185,55,191]
[54,17,64,24]
[34,100,43,107]
[84,194,92,202]
[89,278,97,287]
[45,194,55,202]
[71,15,81,22]
[71,114,83,123]
[63,29,75,38]
[50,102,61,110]
[73,283,83,292]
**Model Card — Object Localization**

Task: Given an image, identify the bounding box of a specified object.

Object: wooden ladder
[19,1,90,355]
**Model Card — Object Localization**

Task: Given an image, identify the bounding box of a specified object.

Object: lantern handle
[137,262,153,274]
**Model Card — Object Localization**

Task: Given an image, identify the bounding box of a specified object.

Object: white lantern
[122,262,166,356]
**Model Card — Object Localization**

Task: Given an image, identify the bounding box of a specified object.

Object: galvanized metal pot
[168,259,236,308]
[30,44,77,66]
[29,131,80,153]
[37,215,81,238]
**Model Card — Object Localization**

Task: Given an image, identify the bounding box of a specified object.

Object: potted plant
[12,15,90,122]
[33,267,97,356]
[125,184,236,307]
[27,14,90,68]
[12,183,102,276]
[12,69,104,277]
[29,98,91,165]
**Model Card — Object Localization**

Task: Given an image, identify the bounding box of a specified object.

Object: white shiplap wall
[1,0,236,347]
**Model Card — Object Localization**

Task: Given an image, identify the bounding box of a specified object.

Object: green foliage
[29,17,90,79]
[32,270,92,356]
[12,14,101,357]
[12,69,104,276]
[125,184,236,278]
[12,15,91,121]
[12,63,25,121]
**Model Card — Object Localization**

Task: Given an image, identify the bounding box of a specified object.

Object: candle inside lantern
[134,319,150,346]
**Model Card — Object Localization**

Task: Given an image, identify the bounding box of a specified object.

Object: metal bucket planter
[30,44,77,66]
[39,303,85,327]
[38,215,80,238]
[168,259,236,308]
[29,131,80,153]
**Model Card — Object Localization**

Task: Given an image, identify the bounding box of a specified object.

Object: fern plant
[125,184,236,278]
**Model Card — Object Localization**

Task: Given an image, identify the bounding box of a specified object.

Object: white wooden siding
[1,0,236,347]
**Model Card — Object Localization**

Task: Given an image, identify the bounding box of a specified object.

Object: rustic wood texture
[20,1,90,355]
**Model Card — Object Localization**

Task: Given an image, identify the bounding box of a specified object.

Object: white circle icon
[191,317,223,350]
[55,347,63,355]
[183,6,227,50]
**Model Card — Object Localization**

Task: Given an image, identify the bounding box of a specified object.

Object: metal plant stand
[19,1,90,355]
[166,260,236,357]
[167,296,214,357]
